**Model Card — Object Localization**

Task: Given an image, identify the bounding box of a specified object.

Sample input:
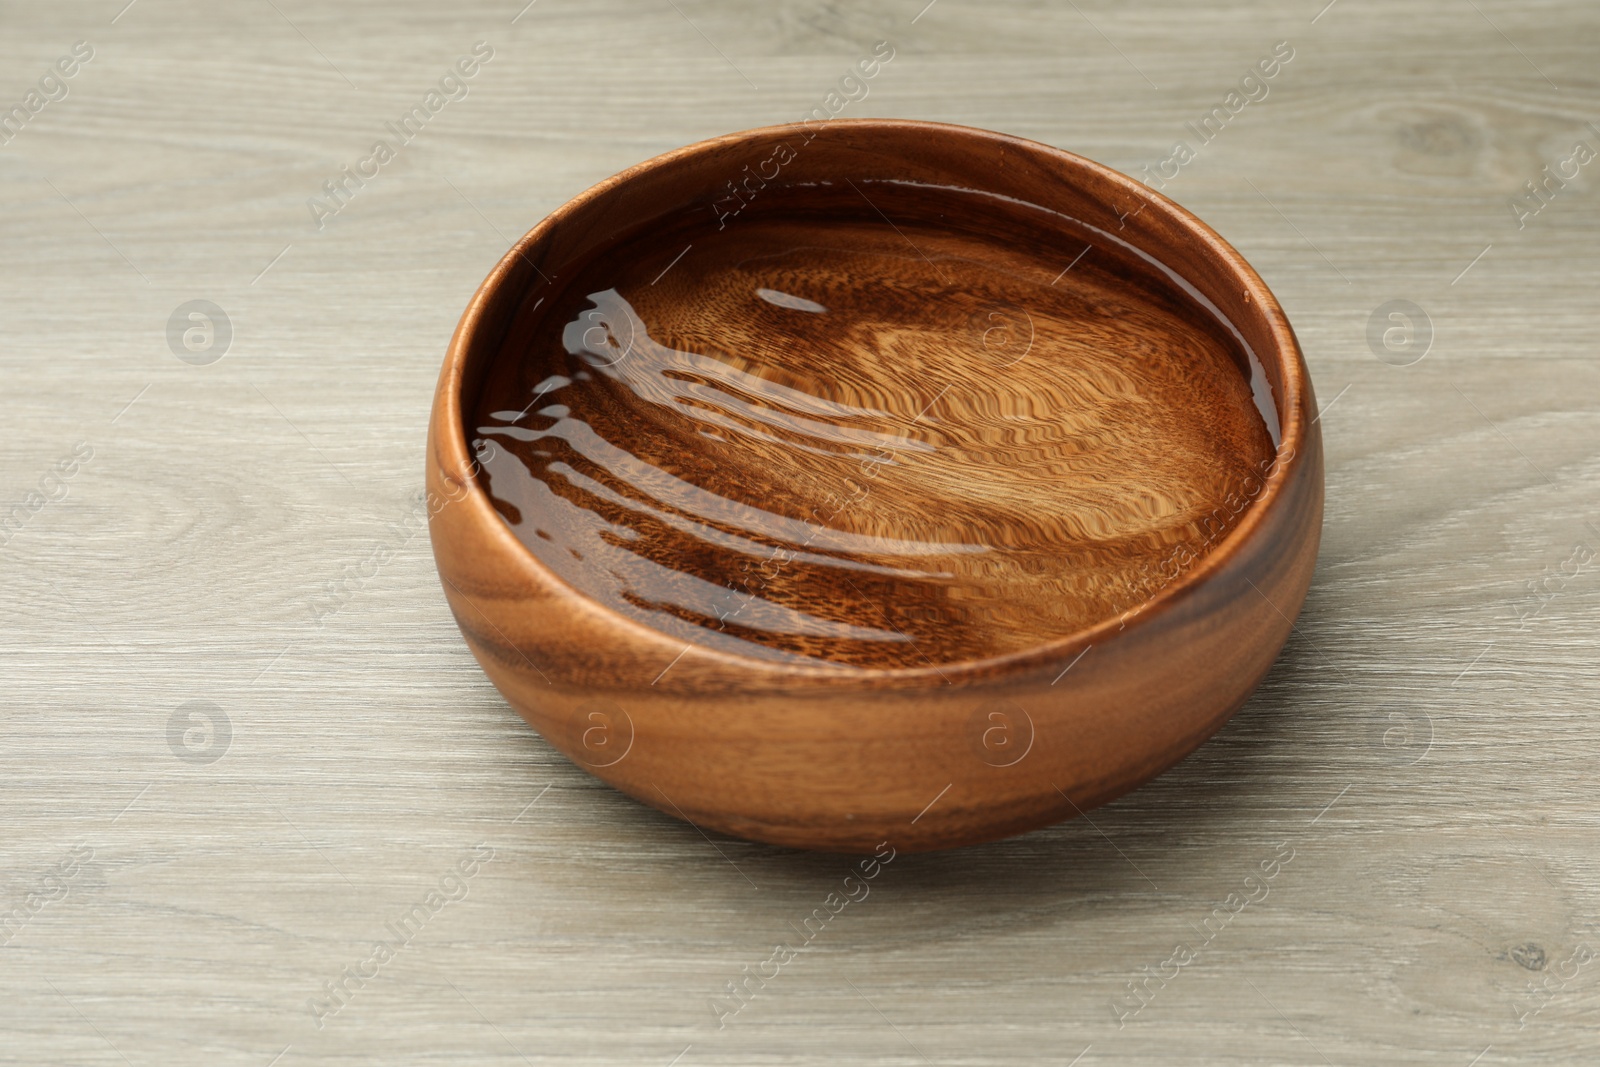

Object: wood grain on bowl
[428,119,1323,853]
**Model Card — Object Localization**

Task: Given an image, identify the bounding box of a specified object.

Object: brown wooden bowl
[427,119,1322,854]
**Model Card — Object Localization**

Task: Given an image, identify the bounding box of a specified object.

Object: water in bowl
[471,180,1277,668]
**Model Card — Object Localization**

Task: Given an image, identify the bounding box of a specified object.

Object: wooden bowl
[427,119,1322,854]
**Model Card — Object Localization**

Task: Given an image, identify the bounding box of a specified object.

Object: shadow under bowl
[428,119,1323,854]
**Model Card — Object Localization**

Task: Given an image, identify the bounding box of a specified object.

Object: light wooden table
[3,1,1598,1063]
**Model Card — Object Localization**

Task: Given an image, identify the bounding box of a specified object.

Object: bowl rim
[433,117,1312,684]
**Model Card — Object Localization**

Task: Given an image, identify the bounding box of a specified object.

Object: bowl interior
[449,120,1305,673]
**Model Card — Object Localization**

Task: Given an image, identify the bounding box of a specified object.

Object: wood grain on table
[1,1,1597,1064]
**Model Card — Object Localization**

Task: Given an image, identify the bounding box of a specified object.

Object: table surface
[4,1,1598,1064]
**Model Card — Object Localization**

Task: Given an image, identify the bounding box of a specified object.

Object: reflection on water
[478,288,990,666]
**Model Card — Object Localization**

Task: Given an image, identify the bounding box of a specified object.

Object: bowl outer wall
[426,119,1324,853]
